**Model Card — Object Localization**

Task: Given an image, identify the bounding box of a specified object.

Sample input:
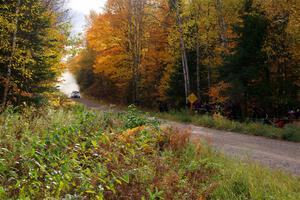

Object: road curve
[170,122,300,176]
[75,97,300,176]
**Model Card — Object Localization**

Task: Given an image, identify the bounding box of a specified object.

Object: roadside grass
[211,156,300,200]
[156,110,300,142]
[0,104,299,199]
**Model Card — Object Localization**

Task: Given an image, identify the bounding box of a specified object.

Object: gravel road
[171,122,300,176]
[75,97,300,176]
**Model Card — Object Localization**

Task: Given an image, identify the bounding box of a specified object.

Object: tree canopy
[1,0,298,117]
[0,0,69,108]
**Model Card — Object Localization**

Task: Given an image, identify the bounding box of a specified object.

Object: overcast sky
[66,0,106,34]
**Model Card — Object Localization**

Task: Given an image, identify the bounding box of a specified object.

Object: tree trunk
[215,0,228,48]
[128,0,135,102]
[2,0,20,109]
[207,65,211,90]
[174,2,190,105]
[196,17,201,100]
[204,3,212,103]
[128,0,145,104]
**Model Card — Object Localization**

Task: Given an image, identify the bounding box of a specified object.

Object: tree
[215,0,228,48]
[188,0,202,100]
[73,0,300,117]
[220,0,269,118]
[0,0,69,108]
[83,0,173,106]
[1,0,20,109]
[169,0,191,105]
[263,12,300,116]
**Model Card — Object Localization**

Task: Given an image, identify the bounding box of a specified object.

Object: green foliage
[147,188,164,200]
[0,104,214,199]
[220,0,300,118]
[165,62,186,108]
[72,0,300,120]
[157,111,300,142]
[282,124,300,142]
[70,47,96,91]
[1,104,299,199]
[0,0,69,107]
[262,12,300,116]
[220,0,270,117]
[123,105,160,129]
[210,157,300,200]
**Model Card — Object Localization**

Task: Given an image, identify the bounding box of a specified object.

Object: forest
[70,0,300,119]
[1,1,300,199]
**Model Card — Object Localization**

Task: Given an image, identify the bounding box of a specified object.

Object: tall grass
[157,110,300,142]
[0,105,299,199]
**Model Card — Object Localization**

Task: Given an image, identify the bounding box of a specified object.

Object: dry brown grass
[168,128,191,151]
[159,127,192,151]
[293,121,300,127]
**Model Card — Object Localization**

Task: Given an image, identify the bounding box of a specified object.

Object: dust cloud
[58,71,80,97]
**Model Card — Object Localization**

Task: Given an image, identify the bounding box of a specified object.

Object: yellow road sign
[187,93,198,105]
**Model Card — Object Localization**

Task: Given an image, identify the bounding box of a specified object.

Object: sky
[60,1,106,94]
[66,0,106,34]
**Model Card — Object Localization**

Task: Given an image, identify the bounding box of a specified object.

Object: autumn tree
[165,0,230,106]
[262,5,300,116]
[74,0,300,117]
[81,0,173,105]
[0,0,69,108]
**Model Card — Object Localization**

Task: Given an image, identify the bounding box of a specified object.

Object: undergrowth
[0,105,299,199]
[157,110,300,142]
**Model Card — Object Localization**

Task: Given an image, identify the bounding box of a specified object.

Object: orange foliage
[208,81,231,104]
[85,0,173,104]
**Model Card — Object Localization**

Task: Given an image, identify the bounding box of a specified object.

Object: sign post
[187,93,198,111]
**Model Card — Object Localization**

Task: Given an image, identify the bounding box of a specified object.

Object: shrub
[282,124,300,142]
[0,105,216,199]
[157,111,300,142]
[194,115,215,127]
[0,105,299,199]
[123,105,160,129]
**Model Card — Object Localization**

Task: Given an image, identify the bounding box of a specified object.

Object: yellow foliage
[209,81,231,104]
[118,126,146,142]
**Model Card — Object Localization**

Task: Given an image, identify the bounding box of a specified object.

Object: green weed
[157,111,300,142]
[0,105,299,199]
